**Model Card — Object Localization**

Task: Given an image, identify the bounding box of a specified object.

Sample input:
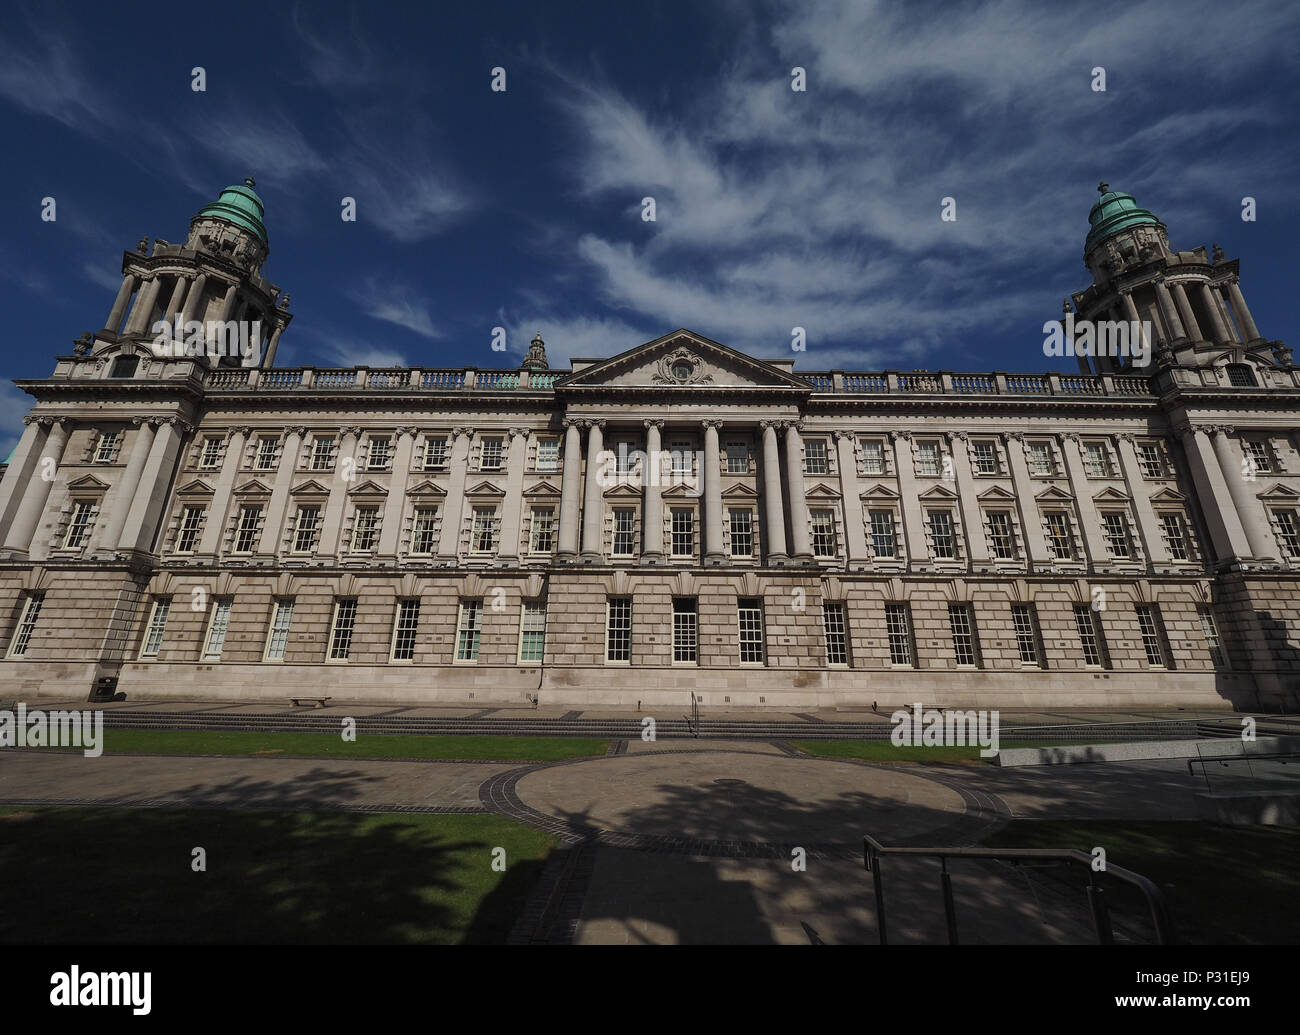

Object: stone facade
[0,183,1297,710]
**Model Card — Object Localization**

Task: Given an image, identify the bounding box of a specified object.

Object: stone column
[783,422,813,562]
[1004,433,1051,566]
[163,276,188,322]
[949,432,989,564]
[435,427,471,561]
[1210,426,1278,562]
[104,275,137,334]
[557,419,584,559]
[92,416,157,552]
[1,418,69,554]
[494,427,529,561]
[580,420,606,559]
[1226,281,1262,343]
[118,417,189,555]
[1154,281,1185,341]
[891,431,928,563]
[833,430,869,563]
[1177,424,1252,564]
[1060,434,1109,567]
[123,277,162,335]
[0,418,48,533]
[197,426,251,557]
[642,419,664,560]
[702,420,724,563]
[760,421,788,563]
[1115,433,1168,565]
[1213,285,1241,342]
[1170,282,1203,342]
[1197,282,1230,343]
[261,426,308,559]
[264,325,284,367]
[180,273,208,325]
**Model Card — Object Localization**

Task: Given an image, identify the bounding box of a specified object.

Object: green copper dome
[1085,183,1160,253]
[196,177,268,246]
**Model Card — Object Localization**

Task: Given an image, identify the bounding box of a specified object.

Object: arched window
[110,355,140,378]
[1226,364,1257,387]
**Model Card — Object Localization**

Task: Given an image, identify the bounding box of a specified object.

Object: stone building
[0,181,1297,710]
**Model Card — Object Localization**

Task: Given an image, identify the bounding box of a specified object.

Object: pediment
[1258,483,1300,500]
[465,480,505,498]
[917,484,959,500]
[976,485,1017,501]
[523,480,562,498]
[346,479,389,497]
[1148,487,1187,503]
[1035,485,1075,502]
[408,479,448,497]
[66,474,111,492]
[233,478,273,496]
[603,483,643,499]
[662,482,704,498]
[289,479,332,496]
[860,484,901,500]
[556,329,813,391]
[174,478,214,497]
[805,482,841,499]
[1092,486,1131,503]
[721,483,759,499]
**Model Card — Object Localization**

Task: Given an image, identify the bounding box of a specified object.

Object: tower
[522,331,548,371]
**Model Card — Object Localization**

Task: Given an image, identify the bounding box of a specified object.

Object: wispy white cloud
[351,279,440,340]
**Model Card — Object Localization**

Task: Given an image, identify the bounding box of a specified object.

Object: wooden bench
[289,697,332,708]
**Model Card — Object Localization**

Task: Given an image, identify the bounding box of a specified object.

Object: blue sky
[1,0,1298,454]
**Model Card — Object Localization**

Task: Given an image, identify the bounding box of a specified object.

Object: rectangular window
[948,604,980,667]
[1082,441,1111,477]
[725,441,749,474]
[914,441,941,477]
[1137,442,1166,478]
[672,598,698,663]
[529,507,555,553]
[411,507,439,554]
[367,436,393,470]
[1244,440,1273,474]
[233,505,263,553]
[612,508,637,557]
[254,436,278,470]
[310,436,336,471]
[823,602,849,665]
[869,510,897,558]
[351,507,380,552]
[264,599,295,661]
[670,442,692,477]
[1197,606,1226,668]
[1135,604,1168,667]
[536,437,559,472]
[175,506,204,553]
[391,599,421,661]
[728,509,753,557]
[670,508,695,557]
[885,603,914,666]
[1011,604,1043,666]
[423,435,449,470]
[94,431,119,463]
[202,598,233,660]
[1045,512,1074,559]
[480,437,504,471]
[292,505,321,553]
[606,597,632,662]
[738,598,765,664]
[987,511,1016,559]
[1275,510,1300,558]
[1101,512,1132,558]
[860,438,886,475]
[140,598,171,659]
[1073,605,1108,668]
[328,598,358,660]
[804,439,828,475]
[971,441,999,475]
[199,437,224,469]
[519,602,547,663]
[927,509,956,559]
[810,509,837,557]
[456,599,482,661]
[1159,513,1189,560]
[613,442,635,475]
[1027,441,1055,477]
[7,592,45,658]
[63,500,96,549]
[471,507,497,553]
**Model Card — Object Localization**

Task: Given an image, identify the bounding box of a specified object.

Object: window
[725,441,749,474]
[328,598,358,660]
[823,602,849,665]
[1045,512,1074,559]
[927,510,957,559]
[869,510,897,559]
[391,599,421,661]
[351,507,380,552]
[885,603,914,666]
[606,597,632,662]
[1135,604,1168,667]
[613,442,636,475]
[423,435,449,471]
[410,507,440,554]
[1101,512,1132,558]
[175,506,204,553]
[1227,364,1257,387]
[810,509,838,557]
[670,442,692,477]
[7,593,44,658]
[948,604,980,667]
[670,508,695,557]
[672,598,698,663]
[63,500,97,549]
[1082,441,1112,477]
[1159,513,1189,561]
[1273,510,1300,558]
[1011,604,1042,666]
[1073,605,1108,668]
[480,437,504,471]
[536,437,559,472]
[94,431,119,463]
[140,598,171,658]
[202,598,233,660]
[253,436,278,470]
[859,438,886,476]
[199,437,224,469]
[470,507,497,553]
[612,508,637,557]
[110,355,139,378]
[292,505,321,553]
[728,509,753,557]
[310,436,336,471]
[367,436,393,470]
[1137,442,1167,478]
[456,599,482,661]
[519,602,547,663]
[233,505,263,553]
[914,441,941,477]
[1243,440,1273,474]
[804,439,828,475]
[1197,606,1226,668]
[529,507,555,553]
[986,511,1016,559]
[738,598,765,664]
[1027,441,1055,477]
[264,599,295,661]
[971,441,999,475]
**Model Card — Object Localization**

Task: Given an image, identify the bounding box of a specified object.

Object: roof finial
[244,176,256,188]
[1097,181,1109,194]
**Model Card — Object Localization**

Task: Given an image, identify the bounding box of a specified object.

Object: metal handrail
[1187,750,1299,795]
[862,834,1175,945]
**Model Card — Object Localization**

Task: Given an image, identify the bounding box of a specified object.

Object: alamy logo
[595,446,704,497]
[0,703,103,758]
[890,702,1000,758]
[50,966,151,1015]
[1042,312,1151,368]
[150,317,262,363]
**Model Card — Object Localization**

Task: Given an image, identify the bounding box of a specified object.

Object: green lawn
[0,806,557,944]
[58,728,609,762]
[983,821,1300,945]
[788,739,1114,763]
